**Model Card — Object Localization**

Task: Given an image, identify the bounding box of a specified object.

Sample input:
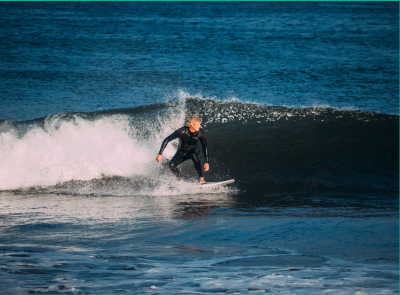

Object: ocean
[0,2,398,294]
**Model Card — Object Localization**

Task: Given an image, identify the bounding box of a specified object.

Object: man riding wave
[156,116,209,184]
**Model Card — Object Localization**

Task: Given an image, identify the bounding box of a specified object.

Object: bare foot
[199,177,206,184]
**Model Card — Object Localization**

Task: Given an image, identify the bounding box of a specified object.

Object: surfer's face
[191,121,201,132]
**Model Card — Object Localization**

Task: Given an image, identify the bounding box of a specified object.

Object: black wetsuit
[158,126,209,179]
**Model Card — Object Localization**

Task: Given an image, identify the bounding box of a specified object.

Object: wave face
[1,98,398,204]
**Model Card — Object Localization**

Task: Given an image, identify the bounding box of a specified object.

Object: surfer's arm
[199,135,209,164]
[158,130,180,155]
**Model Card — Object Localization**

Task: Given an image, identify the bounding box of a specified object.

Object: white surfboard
[200,179,235,188]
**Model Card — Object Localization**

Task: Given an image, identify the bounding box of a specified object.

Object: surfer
[156,116,209,184]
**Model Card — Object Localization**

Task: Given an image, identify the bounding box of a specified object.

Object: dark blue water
[0,2,398,294]
[1,1,398,121]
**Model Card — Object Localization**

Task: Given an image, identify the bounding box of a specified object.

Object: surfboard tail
[200,179,235,188]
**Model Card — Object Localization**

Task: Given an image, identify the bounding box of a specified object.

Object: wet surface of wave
[1,98,398,209]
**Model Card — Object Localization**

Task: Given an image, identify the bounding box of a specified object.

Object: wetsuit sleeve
[199,131,209,163]
[158,129,180,155]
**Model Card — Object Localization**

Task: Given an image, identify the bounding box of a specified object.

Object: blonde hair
[186,115,201,127]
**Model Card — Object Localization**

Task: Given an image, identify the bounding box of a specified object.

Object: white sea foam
[0,103,185,191]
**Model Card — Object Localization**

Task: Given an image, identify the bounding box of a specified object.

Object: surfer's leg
[189,148,203,179]
[169,151,187,179]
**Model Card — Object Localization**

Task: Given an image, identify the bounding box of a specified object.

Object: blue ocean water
[0,2,398,294]
[0,1,399,121]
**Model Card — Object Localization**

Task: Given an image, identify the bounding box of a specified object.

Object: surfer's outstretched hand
[156,155,162,163]
[204,163,209,172]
